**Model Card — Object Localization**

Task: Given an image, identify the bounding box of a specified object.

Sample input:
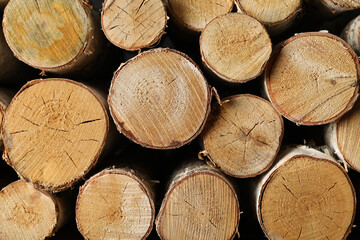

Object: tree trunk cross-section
[76,168,155,240]
[256,146,356,240]
[156,163,240,240]
[0,180,66,240]
[108,48,210,149]
[307,0,360,15]
[2,0,102,74]
[200,94,284,178]
[2,78,109,192]
[200,13,272,83]
[101,0,167,51]
[264,32,360,125]
[341,15,360,56]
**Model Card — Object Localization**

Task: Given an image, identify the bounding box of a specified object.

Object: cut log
[200,13,271,83]
[306,0,360,16]
[2,0,103,74]
[325,100,360,172]
[200,94,284,178]
[2,78,109,192]
[166,0,234,32]
[341,14,360,55]
[101,0,167,51]
[0,88,14,149]
[108,48,210,149]
[156,162,240,240]
[263,32,359,126]
[235,0,302,35]
[255,146,356,240]
[76,168,155,240]
[0,180,67,240]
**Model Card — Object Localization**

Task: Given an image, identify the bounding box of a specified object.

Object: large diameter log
[200,13,272,84]
[108,48,211,149]
[200,94,284,178]
[256,146,356,239]
[76,168,155,240]
[156,162,240,240]
[166,0,234,32]
[306,0,360,16]
[341,15,360,56]
[325,101,360,172]
[101,0,167,51]
[264,32,359,126]
[235,0,302,35]
[0,180,67,239]
[2,0,103,74]
[2,78,109,192]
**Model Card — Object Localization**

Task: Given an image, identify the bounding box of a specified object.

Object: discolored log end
[0,180,66,240]
[156,163,240,240]
[200,13,272,83]
[264,32,359,126]
[200,94,283,178]
[76,168,155,240]
[101,0,167,51]
[257,146,356,240]
[2,0,102,74]
[2,78,109,192]
[167,0,234,32]
[341,15,360,55]
[108,48,210,149]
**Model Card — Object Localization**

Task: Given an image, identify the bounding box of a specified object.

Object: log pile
[1,0,360,239]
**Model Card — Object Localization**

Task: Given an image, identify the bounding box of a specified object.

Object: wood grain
[341,15,360,55]
[2,79,109,191]
[264,32,359,125]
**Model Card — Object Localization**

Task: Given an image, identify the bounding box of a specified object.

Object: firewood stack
[1,0,360,239]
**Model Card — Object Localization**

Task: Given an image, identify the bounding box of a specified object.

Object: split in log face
[76,168,154,240]
[2,79,109,191]
[264,32,360,125]
[201,94,283,178]
[167,0,234,32]
[200,13,272,83]
[3,0,98,72]
[101,0,167,51]
[156,165,240,240]
[259,155,356,240]
[0,180,63,240]
[108,48,210,149]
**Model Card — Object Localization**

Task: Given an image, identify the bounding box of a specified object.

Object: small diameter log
[200,94,284,178]
[2,0,103,74]
[2,78,109,192]
[0,180,67,240]
[264,32,359,126]
[235,0,302,35]
[256,146,356,240]
[167,0,234,32]
[306,0,360,16]
[341,15,360,55]
[76,168,154,240]
[108,48,210,149]
[200,13,271,84]
[325,100,360,172]
[156,162,240,240]
[101,0,167,51]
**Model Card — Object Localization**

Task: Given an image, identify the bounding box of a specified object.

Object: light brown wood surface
[108,48,210,149]
[0,180,66,240]
[200,13,271,83]
[2,0,102,74]
[256,146,356,240]
[76,168,154,240]
[101,0,167,51]
[236,0,302,34]
[264,32,359,125]
[156,163,240,240]
[2,78,109,192]
[307,0,360,15]
[0,88,14,149]
[341,15,360,55]
[167,0,234,32]
[200,94,283,178]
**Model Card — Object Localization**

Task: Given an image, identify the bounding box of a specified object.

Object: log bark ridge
[264,32,360,125]
[256,146,356,240]
[108,48,211,149]
[2,78,109,192]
